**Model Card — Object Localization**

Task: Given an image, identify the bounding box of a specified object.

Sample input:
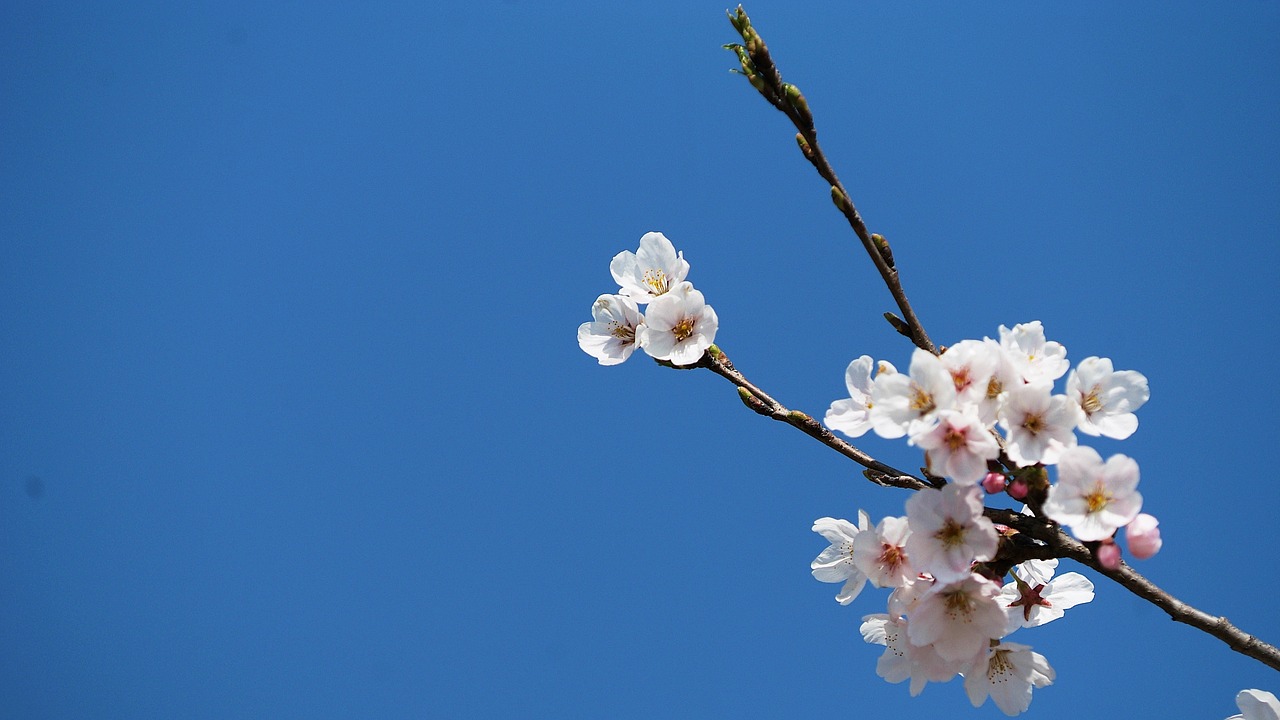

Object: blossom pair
[577,232,718,366]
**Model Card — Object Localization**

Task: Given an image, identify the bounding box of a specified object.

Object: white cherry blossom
[998,565,1094,635]
[1228,689,1280,720]
[1067,356,1150,439]
[577,294,644,365]
[811,511,871,605]
[852,515,915,589]
[905,484,998,583]
[912,409,1001,484]
[870,348,957,439]
[636,281,718,365]
[861,613,960,696]
[609,231,690,303]
[1043,446,1143,542]
[999,381,1081,466]
[940,339,1001,411]
[825,355,876,439]
[907,573,1007,663]
[963,641,1055,716]
[998,321,1068,384]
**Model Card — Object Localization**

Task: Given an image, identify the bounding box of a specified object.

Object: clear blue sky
[2,1,1278,717]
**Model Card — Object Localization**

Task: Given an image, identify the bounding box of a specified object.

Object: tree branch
[726,5,935,355]
[719,2,1280,675]
[988,508,1280,671]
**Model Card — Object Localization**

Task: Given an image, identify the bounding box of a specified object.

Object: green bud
[784,83,812,124]
[830,186,849,211]
[871,233,895,268]
[737,387,770,416]
[883,312,911,338]
[795,133,813,158]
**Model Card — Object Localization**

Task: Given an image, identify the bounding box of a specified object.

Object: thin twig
[726,5,934,354]
[691,346,931,491]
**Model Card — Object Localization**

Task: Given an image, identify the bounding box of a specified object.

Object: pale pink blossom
[1125,513,1163,560]
[999,381,1081,466]
[1043,446,1143,542]
[861,613,960,696]
[963,641,1055,716]
[940,339,1001,410]
[852,515,915,589]
[905,484,998,583]
[912,409,1001,484]
[907,573,1008,662]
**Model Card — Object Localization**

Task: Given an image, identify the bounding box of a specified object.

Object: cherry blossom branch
[726,6,935,355]
[988,508,1280,671]
[717,4,1280,677]
[669,345,1280,669]
[680,346,933,492]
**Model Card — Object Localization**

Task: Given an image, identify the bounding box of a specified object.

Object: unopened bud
[830,186,849,212]
[737,387,770,416]
[883,312,911,338]
[795,133,813,159]
[1007,477,1029,501]
[981,472,1007,495]
[783,83,812,125]
[871,233,895,268]
[1125,513,1163,560]
[1095,538,1122,571]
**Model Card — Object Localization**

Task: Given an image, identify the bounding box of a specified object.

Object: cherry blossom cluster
[577,232,718,367]
[812,322,1157,715]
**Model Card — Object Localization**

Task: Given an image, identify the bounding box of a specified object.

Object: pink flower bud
[1125,513,1162,560]
[1096,539,1122,570]
[981,472,1007,494]
[1007,477,1028,500]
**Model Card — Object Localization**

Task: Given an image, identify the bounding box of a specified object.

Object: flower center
[951,367,972,393]
[944,426,967,452]
[986,377,1003,400]
[609,322,635,343]
[1084,483,1112,514]
[909,384,936,414]
[1081,387,1103,415]
[987,648,1013,679]
[672,317,696,342]
[1008,581,1053,621]
[1021,412,1044,436]
[942,588,974,617]
[878,544,904,571]
[642,268,669,295]
[934,519,968,548]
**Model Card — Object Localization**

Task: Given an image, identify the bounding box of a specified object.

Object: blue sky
[2,1,1278,717]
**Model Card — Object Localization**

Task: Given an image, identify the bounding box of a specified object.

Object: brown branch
[681,346,932,491]
[726,5,935,355]
[987,508,1280,671]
